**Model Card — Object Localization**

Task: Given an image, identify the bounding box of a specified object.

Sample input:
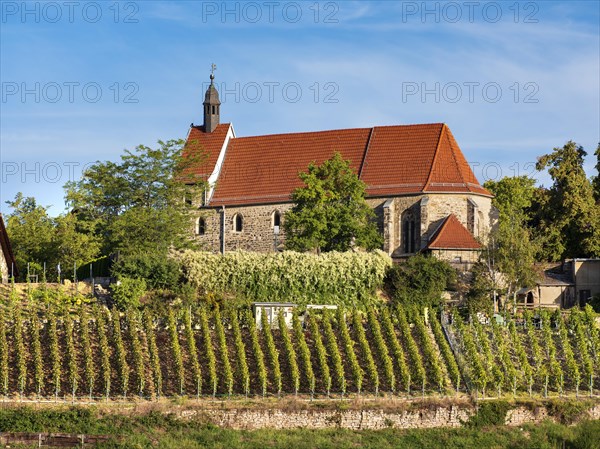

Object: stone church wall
[193,193,494,256]
[194,203,292,253]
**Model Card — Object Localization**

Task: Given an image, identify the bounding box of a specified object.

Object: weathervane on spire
[210,63,217,84]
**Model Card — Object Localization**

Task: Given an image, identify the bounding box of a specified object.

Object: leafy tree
[593,143,600,202]
[465,262,495,314]
[284,152,382,253]
[535,141,600,260]
[385,253,455,306]
[5,193,100,280]
[483,176,538,309]
[65,139,204,262]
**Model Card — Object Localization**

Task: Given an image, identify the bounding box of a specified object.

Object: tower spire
[203,63,220,133]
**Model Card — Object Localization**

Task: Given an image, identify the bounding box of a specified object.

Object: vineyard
[0,303,598,400]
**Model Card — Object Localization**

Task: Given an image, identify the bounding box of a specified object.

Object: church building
[184,74,495,266]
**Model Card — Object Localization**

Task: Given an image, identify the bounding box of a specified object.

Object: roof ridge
[358,127,375,179]
[445,126,468,187]
[423,123,446,190]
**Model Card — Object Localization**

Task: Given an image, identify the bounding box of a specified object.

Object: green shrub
[385,254,456,307]
[112,252,181,290]
[112,277,147,310]
[177,250,391,306]
[465,401,511,428]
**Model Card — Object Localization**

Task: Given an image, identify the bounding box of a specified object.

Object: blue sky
[1,0,599,216]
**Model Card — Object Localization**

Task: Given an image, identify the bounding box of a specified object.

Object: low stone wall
[177,403,600,430]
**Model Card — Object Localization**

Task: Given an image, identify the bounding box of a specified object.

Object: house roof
[0,214,18,277]
[426,214,482,250]
[185,122,491,206]
[182,123,231,180]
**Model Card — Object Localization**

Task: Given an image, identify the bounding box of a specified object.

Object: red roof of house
[185,122,491,206]
[181,123,231,180]
[426,214,482,250]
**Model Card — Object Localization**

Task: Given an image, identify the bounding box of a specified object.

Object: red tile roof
[210,128,371,206]
[184,123,491,206]
[426,214,482,250]
[181,123,231,180]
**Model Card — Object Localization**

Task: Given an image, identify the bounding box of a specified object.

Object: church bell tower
[203,64,220,133]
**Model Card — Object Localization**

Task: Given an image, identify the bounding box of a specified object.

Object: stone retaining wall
[176,403,600,430]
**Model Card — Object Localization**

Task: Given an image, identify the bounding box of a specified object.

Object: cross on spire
[210,63,217,84]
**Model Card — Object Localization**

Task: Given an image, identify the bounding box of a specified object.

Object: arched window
[272,210,281,228]
[233,213,243,232]
[196,217,206,236]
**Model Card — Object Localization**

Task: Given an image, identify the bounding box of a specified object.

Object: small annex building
[0,214,18,283]
[184,74,496,264]
[517,259,600,309]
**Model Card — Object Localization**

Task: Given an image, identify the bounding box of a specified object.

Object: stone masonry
[194,193,495,258]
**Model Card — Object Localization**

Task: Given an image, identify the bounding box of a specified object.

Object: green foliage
[278,310,300,395]
[284,152,382,252]
[396,307,426,391]
[78,307,95,398]
[337,308,363,394]
[29,309,45,396]
[430,313,460,391]
[111,252,181,291]
[5,193,100,281]
[593,143,600,202]
[482,177,538,302]
[465,262,496,314]
[48,312,62,397]
[386,254,456,307]
[65,139,204,258]
[167,308,184,395]
[0,405,596,449]
[292,311,315,395]
[95,307,112,398]
[0,312,8,395]
[214,307,234,396]
[247,309,267,396]
[535,141,600,259]
[490,319,518,395]
[367,308,394,392]
[321,309,346,394]
[126,310,145,396]
[413,310,444,392]
[508,319,534,394]
[309,313,331,395]
[230,310,250,396]
[111,309,130,397]
[261,311,282,395]
[64,313,79,397]
[179,250,391,306]
[111,277,147,310]
[184,308,202,397]
[143,310,162,397]
[455,315,487,395]
[352,311,379,395]
[199,308,218,396]
[557,313,581,394]
[465,401,511,428]
[13,307,27,395]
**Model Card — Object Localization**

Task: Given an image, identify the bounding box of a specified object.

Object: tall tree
[284,153,382,253]
[5,193,100,280]
[535,141,600,260]
[65,139,205,257]
[483,177,538,310]
[593,143,600,203]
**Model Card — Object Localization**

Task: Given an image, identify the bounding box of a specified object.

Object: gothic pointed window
[272,210,281,228]
[233,213,243,232]
[196,218,206,235]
